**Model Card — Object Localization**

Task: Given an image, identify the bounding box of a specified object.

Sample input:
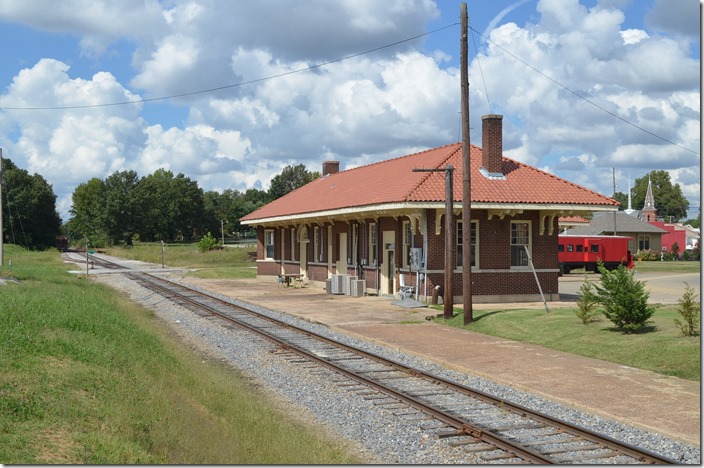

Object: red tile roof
[241,143,618,222]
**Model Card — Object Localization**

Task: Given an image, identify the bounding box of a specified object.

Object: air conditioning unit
[350,279,365,297]
[342,275,357,295]
[329,275,347,294]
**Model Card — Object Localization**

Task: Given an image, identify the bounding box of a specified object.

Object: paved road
[559,271,700,304]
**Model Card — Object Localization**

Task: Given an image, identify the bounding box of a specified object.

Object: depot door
[380,230,395,295]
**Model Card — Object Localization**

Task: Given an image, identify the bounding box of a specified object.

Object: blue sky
[0,0,700,222]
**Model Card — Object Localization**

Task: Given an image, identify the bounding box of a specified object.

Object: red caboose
[558,235,634,275]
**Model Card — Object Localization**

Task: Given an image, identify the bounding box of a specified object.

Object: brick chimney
[322,160,340,176]
[481,114,504,177]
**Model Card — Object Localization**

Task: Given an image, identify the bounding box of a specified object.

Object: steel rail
[69,256,680,464]
[122,270,680,464]
[126,271,552,463]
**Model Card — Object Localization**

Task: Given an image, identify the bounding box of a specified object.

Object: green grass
[434,304,700,381]
[98,244,701,382]
[103,242,257,279]
[562,260,700,276]
[0,245,363,464]
[630,260,701,273]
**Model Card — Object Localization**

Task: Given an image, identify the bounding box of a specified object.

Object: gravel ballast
[93,269,700,465]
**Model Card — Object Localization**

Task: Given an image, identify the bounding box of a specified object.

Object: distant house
[650,222,688,253]
[565,211,668,253]
[241,114,618,303]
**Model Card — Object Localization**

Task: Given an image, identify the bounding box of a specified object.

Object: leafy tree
[1,158,61,250]
[198,231,219,252]
[133,169,205,242]
[684,208,700,229]
[67,178,108,246]
[575,275,600,324]
[674,283,700,337]
[611,191,627,210]
[103,170,140,245]
[202,190,228,239]
[268,164,320,200]
[594,262,655,333]
[630,170,689,221]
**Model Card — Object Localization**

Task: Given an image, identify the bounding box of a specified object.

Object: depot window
[456,220,477,268]
[510,221,531,267]
[264,230,275,259]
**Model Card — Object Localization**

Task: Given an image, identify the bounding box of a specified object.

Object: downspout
[376,221,381,295]
[423,209,428,301]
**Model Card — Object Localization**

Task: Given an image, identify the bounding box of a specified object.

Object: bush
[575,275,600,324]
[670,242,680,259]
[635,249,658,261]
[594,262,655,333]
[674,283,700,336]
[198,232,220,252]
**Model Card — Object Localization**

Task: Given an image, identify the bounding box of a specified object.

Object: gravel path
[93,270,701,464]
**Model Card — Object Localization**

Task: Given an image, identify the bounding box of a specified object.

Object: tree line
[1,158,318,250]
[0,156,697,251]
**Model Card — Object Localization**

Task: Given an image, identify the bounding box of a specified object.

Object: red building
[650,222,687,253]
[241,115,618,303]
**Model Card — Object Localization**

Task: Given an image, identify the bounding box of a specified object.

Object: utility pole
[460,2,473,325]
[413,165,455,319]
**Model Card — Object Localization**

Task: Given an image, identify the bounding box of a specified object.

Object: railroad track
[83,260,678,465]
[71,253,681,463]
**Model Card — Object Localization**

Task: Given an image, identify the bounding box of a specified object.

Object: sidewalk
[181,277,700,447]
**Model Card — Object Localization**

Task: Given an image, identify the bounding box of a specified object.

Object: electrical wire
[468,25,700,156]
[0,19,698,158]
[0,23,459,111]
[469,18,492,114]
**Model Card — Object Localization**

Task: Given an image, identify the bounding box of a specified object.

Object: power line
[0,23,459,111]
[468,26,700,156]
[1,20,697,158]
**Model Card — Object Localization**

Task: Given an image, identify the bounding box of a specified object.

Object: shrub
[594,262,655,333]
[674,283,700,336]
[575,275,600,324]
[661,249,678,261]
[635,249,658,261]
[198,232,220,252]
[670,242,680,259]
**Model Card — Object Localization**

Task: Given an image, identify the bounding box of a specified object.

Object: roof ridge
[330,141,464,176]
[403,143,462,201]
[501,155,617,205]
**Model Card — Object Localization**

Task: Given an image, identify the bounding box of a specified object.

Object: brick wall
[253,209,560,302]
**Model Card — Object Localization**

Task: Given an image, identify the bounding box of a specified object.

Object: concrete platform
[179,276,700,447]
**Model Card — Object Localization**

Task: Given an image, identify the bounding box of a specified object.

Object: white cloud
[620,28,649,45]
[0,0,699,221]
[466,0,699,213]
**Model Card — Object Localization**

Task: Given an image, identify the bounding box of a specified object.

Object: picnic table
[280,273,304,288]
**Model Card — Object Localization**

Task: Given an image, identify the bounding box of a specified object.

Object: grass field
[103,243,258,279]
[108,242,699,380]
[0,245,362,464]
[1,241,698,463]
[435,305,700,381]
[108,242,699,381]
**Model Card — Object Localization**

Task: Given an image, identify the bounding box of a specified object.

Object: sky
[0,0,700,223]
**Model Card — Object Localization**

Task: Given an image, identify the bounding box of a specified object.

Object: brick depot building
[241,115,618,303]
